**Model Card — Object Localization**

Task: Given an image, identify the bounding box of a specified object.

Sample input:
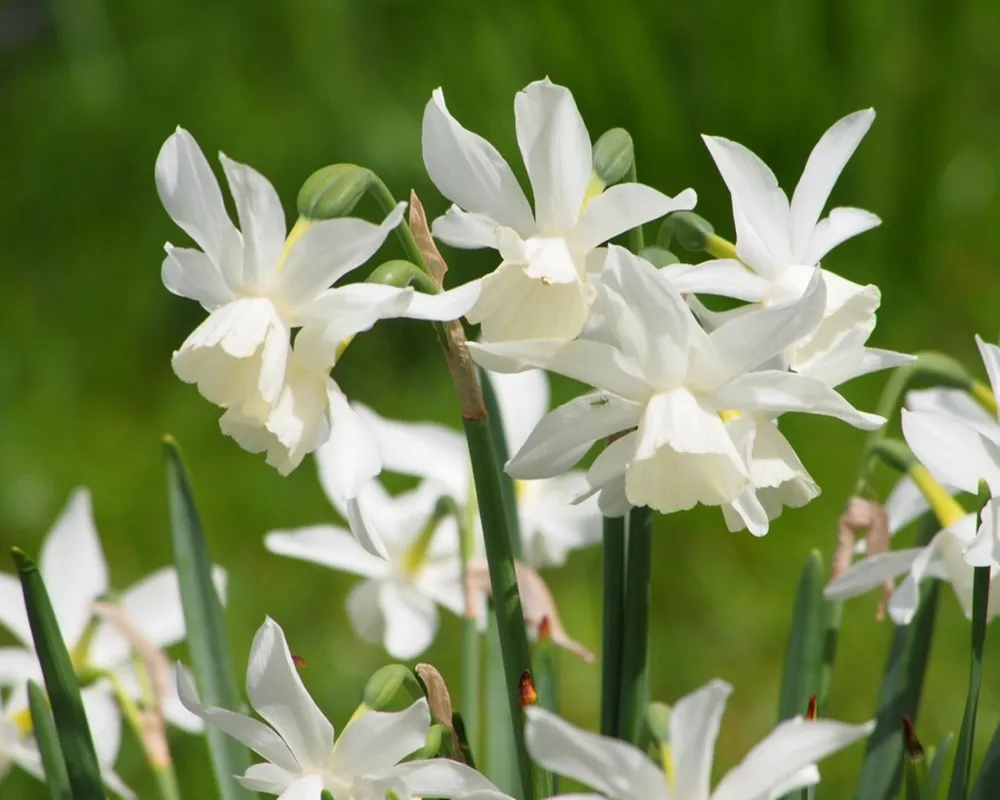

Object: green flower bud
[592,128,634,187]
[638,245,680,268]
[410,723,450,760]
[362,664,421,711]
[662,211,715,252]
[297,164,376,220]
[645,701,672,744]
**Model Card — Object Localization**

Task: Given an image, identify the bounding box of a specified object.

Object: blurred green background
[3,0,1000,796]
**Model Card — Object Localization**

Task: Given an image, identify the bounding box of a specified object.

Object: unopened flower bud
[662,211,715,252]
[638,245,680,267]
[362,664,420,711]
[297,164,376,220]
[646,702,672,744]
[805,694,818,720]
[592,128,634,187]
[411,723,450,760]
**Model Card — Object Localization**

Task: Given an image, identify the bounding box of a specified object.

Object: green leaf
[928,732,954,799]
[600,514,626,737]
[463,416,534,800]
[482,608,520,798]
[163,437,254,800]
[12,548,104,799]
[778,550,826,722]
[852,514,941,800]
[27,680,71,800]
[817,599,843,715]
[617,505,653,745]
[480,369,523,558]
[970,721,1000,799]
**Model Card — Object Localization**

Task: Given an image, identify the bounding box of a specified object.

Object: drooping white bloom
[0,683,135,797]
[0,489,226,733]
[525,679,873,800]
[178,617,500,798]
[471,247,883,534]
[423,79,696,342]
[265,464,466,660]
[665,110,881,371]
[157,127,480,475]
[353,368,601,568]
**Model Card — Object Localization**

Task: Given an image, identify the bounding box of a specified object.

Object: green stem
[367,176,428,271]
[626,163,645,253]
[480,369,523,558]
[463,416,535,800]
[617,506,653,744]
[947,564,990,799]
[458,499,482,764]
[600,515,626,737]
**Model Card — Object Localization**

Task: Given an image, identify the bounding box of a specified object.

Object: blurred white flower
[0,681,135,798]
[423,78,695,342]
[665,110,881,371]
[353,368,601,568]
[525,679,873,800]
[156,127,479,475]
[471,247,882,533]
[265,473,466,660]
[178,617,499,798]
[0,488,226,733]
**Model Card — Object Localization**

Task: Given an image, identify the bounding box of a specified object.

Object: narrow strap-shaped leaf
[482,608,519,798]
[463,417,534,800]
[600,514,626,737]
[817,599,843,715]
[617,505,653,745]
[947,562,990,799]
[12,548,104,799]
[163,437,253,800]
[778,550,826,722]
[970,722,1000,799]
[928,732,954,799]
[852,514,941,800]
[27,679,71,800]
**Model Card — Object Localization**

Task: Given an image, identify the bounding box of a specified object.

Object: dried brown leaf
[836,497,892,619]
[408,191,448,288]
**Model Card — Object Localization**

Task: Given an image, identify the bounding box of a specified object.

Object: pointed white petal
[659,259,771,303]
[331,699,430,776]
[976,335,1000,406]
[585,432,636,499]
[175,665,298,771]
[314,388,382,501]
[345,579,386,645]
[278,203,406,313]
[506,392,642,480]
[431,206,501,249]
[161,664,205,732]
[823,548,926,600]
[907,388,1000,442]
[423,89,535,234]
[264,774,323,799]
[467,262,594,342]
[712,717,874,800]
[0,573,31,646]
[378,582,439,659]
[234,762,300,793]
[245,617,334,770]
[0,648,38,684]
[670,679,732,800]
[571,184,697,252]
[468,337,650,402]
[964,497,1000,568]
[701,134,791,274]
[39,489,109,648]
[902,409,1000,495]
[220,153,286,292]
[789,109,875,258]
[712,371,885,430]
[264,525,389,579]
[514,79,592,233]
[487,369,551,455]
[708,269,826,383]
[391,759,503,797]
[884,476,932,534]
[524,706,666,799]
[162,245,233,310]
[82,685,123,768]
[154,128,241,283]
[803,207,881,265]
[404,279,483,321]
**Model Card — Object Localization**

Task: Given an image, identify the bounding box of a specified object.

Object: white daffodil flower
[352,368,601,568]
[157,128,480,475]
[665,110,881,371]
[265,470,466,660]
[0,682,135,797]
[0,488,226,733]
[423,78,696,342]
[178,617,500,798]
[525,679,873,800]
[470,247,882,533]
